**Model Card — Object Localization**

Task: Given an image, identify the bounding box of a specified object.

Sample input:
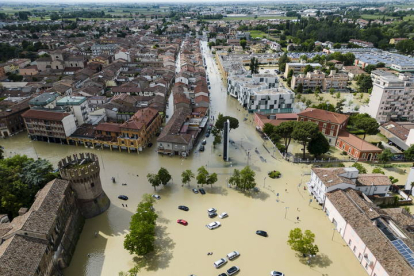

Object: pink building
[324,189,414,276]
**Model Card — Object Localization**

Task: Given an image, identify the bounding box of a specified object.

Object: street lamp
[285,207,289,219]
[332,228,336,241]
[263,177,267,187]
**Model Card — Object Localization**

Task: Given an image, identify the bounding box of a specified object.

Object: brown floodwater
[0,41,368,276]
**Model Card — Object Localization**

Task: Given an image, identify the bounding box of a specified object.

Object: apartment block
[360,70,414,123]
[284,62,321,78]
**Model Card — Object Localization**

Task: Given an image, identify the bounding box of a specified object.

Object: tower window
[91,182,95,188]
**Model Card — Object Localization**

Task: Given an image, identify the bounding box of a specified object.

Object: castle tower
[58,153,110,219]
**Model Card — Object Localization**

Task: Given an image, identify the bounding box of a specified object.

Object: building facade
[360,70,414,123]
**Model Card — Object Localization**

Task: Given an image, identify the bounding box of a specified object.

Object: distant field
[360,14,397,20]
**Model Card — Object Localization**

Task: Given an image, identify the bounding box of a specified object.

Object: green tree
[287,69,294,78]
[404,145,414,161]
[389,176,399,184]
[356,74,373,93]
[329,88,335,95]
[335,99,346,114]
[352,163,366,174]
[228,169,241,187]
[206,172,218,188]
[213,134,222,148]
[278,53,291,73]
[196,166,209,186]
[240,39,247,50]
[296,83,303,93]
[240,166,256,191]
[292,121,319,159]
[274,121,297,155]
[215,113,239,131]
[158,167,171,186]
[147,173,161,191]
[181,169,194,186]
[0,146,3,160]
[305,99,312,107]
[307,132,330,158]
[124,194,158,256]
[303,64,313,74]
[287,228,319,256]
[335,92,341,99]
[249,57,259,74]
[378,149,393,165]
[372,167,385,174]
[353,114,379,140]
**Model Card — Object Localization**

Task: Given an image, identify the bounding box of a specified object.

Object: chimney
[18,208,28,216]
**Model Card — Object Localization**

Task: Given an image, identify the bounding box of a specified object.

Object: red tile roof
[95,123,121,133]
[338,130,382,152]
[298,108,349,124]
[22,109,71,121]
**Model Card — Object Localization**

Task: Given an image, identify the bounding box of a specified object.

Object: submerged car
[227,266,240,275]
[270,271,285,276]
[118,195,128,200]
[227,251,240,260]
[219,212,228,219]
[152,194,161,200]
[213,258,227,268]
[192,188,199,194]
[199,188,206,194]
[178,205,189,211]
[256,230,268,237]
[206,221,221,230]
[177,219,188,226]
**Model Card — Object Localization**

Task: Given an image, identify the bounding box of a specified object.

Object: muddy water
[0,41,367,276]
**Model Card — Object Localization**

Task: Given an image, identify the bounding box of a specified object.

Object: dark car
[118,195,128,200]
[256,230,268,237]
[178,205,189,211]
[192,188,199,194]
[202,140,207,145]
[199,188,206,194]
[205,132,210,137]
[209,212,217,218]
[227,266,240,275]
[147,142,153,148]
[199,145,205,152]
[219,274,227,276]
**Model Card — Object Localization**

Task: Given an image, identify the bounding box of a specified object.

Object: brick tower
[58,152,110,219]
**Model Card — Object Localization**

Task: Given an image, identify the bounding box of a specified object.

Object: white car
[206,221,221,230]
[270,271,285,276]
[207,208,217,213]
[152,194,161,200]
[213,258,227,268]
[227,251,240,260]
[219,212,228,219]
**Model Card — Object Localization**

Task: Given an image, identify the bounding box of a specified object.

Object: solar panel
[391,239,414,268]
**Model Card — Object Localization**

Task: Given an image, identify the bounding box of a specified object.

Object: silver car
[213,258,227,268]
[206,221,221,230]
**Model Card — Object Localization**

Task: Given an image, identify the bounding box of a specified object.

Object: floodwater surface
[1,41,367,276]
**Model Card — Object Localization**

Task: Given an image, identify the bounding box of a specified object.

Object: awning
[389,136,409,151]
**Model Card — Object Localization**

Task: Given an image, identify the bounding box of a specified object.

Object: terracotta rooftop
[312,167,356,187]
[21,109,71,121]
[357,174,392,186]
[380,121,410,141]
[298,108,349,124]
[95,123,121,133]
[338,130,382,152]
[326,189,414,276]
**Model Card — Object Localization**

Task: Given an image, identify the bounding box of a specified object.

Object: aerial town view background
[1,1,414,276]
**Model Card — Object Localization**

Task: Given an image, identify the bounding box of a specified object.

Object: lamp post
[285,207,289,219]
[332,228,336,241]
[263,177,267,187]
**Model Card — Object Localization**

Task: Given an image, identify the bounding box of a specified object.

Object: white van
[214,258,227,268]
[227,251,240,260]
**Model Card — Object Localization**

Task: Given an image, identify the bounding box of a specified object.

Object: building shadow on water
[63,203,133,276]
[297,253,333,268]
[132,225,175,271]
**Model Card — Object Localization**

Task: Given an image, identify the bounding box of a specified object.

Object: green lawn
[361,14,397,20]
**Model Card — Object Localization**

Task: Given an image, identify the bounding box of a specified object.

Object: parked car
[178,205,189,211]
[213,258,228,268]
[209,212,217,218]
[219,212,228,219]
[270,271,285,276]
[227,251,240,260]
[208,208,217,213]
[199,188,206,194]
[177,219,188,226]
[152,194,161,200]
[256,230,268,237]
[118,195,128,200]
[205,132,210,137]
[202,140,207,145]
[147,142,153,148]
[192,188,199,194]
[206,221,221,230]
[227,266,240,275]
[218,274,227,276]
[199,145,205,152]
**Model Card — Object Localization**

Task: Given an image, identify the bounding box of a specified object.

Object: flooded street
[0,41,367,276]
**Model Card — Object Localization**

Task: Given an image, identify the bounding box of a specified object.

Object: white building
[307,167,391,204]
[56,96,89,126]
[227,73,294,113]
[360,70,414,123]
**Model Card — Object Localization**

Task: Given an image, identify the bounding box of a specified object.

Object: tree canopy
[307,132,330,158]
[287,228,319,256]
[349,113,379,140]
[229,166,256,191]
[181,169,194,186]
[196,166,209,186]
[352,162,367,174]
[124,194,158,256]
[0,155,57,219]
[292,121,319,159]
[378,148,393,164]
[215,113,239,131]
